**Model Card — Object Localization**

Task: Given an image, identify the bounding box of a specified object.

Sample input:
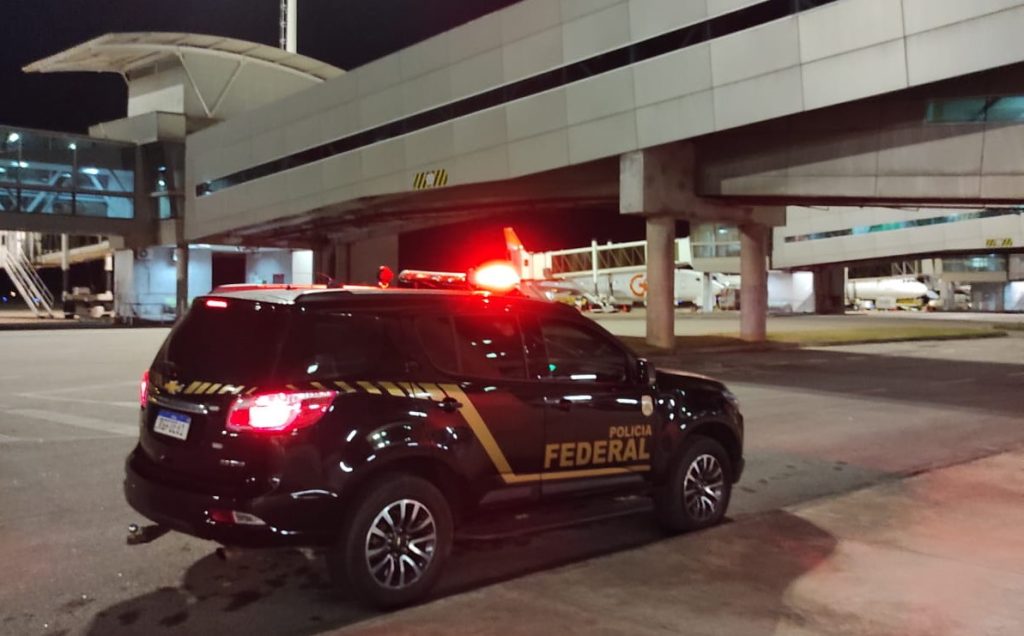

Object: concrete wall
[186,0,1024,240]
[245,249,292,284]
[127,57,323,122]
[768,271,815,313]
[292,250,314,285]
[1006,281,1024,311]
[348,236,398,285]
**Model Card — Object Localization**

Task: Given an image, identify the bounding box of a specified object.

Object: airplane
[503,227,731,310]
[846,277,939,309]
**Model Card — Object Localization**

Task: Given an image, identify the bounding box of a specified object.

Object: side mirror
[636,358,656,387]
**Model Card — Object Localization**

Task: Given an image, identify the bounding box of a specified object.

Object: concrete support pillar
[333,241,351,282]
[312,242,334,284]
[61,233,72,319]
[701,272,715,313]
[349,235,398,285]
[104,253,114,293]
[813,265,846,314]
[175,244,189,318]
[739,223,769,342]
[645,215,675,350]
[113,249,134,321]
[938,279,955,311]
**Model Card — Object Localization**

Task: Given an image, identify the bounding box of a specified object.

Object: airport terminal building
[4,0,1024,338]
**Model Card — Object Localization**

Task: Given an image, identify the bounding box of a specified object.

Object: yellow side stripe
[415,382,447,401]
[357,381,382,395]
[378,381,406,397]
[334,381,357,394]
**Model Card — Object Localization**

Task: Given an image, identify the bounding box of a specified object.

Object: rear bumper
[124,451,340,548]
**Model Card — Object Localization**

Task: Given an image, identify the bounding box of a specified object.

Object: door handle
[437,397,463,413]
[545,397,572,411]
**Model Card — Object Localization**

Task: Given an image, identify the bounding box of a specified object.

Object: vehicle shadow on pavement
[82,511,836,635]
[81,512,663,635]
[307,511,841,636]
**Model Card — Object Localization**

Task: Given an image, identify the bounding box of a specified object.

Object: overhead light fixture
[81,167,100,175]
[6,132,20,143]
[68,142,77,151]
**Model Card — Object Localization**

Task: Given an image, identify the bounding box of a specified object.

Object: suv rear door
[415,307,546,503]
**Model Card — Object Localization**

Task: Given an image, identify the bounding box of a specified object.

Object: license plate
[153,410,191,441]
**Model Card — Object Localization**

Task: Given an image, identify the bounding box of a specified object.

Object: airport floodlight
[68,142,77,150]
[7,132,20,143]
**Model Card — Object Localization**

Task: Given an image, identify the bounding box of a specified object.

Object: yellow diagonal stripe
[357,381,382,395]
[439,383,514,476]
[378,381,406,397]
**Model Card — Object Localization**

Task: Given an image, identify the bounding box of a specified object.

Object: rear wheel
[329,474,452,609]
[654,436,732,533]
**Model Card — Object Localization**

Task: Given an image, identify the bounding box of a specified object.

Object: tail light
[139,370,149,408]
[226,390,337,434]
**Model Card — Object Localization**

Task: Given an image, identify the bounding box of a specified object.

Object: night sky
[1,0,658,275]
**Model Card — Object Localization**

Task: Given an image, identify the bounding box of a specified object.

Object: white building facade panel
[632,44,713,108]
[628,0,707,41]
[797,0,904,62]
[562,3,632,63]
[901,0,1024,35]
[800,39,908,111]
[905,4,1024,85]
[710,17,800,86]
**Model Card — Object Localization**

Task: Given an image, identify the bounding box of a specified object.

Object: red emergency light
[469,261,520,292]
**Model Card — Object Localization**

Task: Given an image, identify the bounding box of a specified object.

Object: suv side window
[416,315,459,373]
[539,319,629,383]
[285,312,407,379]
[417,314,527,379]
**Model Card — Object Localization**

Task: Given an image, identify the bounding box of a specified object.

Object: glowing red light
[139,370,149,409]
[226,390,337,434]
[470,261,520,291]
[205,299,228,309]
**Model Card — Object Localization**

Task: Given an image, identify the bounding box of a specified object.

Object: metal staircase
[0,232,55,318]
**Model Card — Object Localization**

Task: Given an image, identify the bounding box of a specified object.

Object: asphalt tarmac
[1,329,1022,635]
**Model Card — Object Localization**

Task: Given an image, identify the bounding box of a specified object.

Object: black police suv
[126,285,744,608]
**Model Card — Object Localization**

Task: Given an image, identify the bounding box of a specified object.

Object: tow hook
[215,546,245,561]
[127,523,169,546]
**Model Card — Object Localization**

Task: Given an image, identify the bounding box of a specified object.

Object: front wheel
[654,436,732,533]
[329,474,453,609]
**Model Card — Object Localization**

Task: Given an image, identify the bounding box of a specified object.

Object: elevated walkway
[0,125,150,238]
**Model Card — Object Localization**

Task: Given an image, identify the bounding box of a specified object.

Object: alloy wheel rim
[365,498,437,589]
[682,454,725,522]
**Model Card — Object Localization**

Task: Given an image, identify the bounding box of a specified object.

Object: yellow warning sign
[413,169,448,190]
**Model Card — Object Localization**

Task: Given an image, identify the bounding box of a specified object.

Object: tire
[328,473,453,609]
[654,436,732,533]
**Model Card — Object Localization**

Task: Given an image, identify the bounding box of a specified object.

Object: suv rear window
[158,301,290,383]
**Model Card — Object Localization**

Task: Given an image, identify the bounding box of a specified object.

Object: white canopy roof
[23,32,344,82]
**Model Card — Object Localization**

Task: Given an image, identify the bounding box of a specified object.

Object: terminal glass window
[942,256,1007,274]
[0,127,135,218]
